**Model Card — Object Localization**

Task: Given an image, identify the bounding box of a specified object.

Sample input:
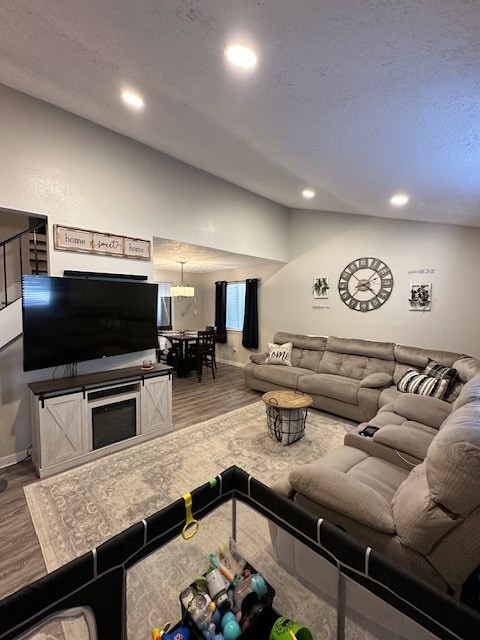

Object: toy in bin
[152,623,190,640]
[180,538,275,640]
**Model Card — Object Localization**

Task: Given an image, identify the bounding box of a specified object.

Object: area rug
[24,402,376,640]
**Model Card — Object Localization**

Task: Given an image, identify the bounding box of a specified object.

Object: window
[156,281,172,329]
[226,282,246,331]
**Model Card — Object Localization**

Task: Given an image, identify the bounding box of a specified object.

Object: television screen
[22,275,158,372]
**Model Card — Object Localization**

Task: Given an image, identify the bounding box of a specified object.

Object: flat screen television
[22,275,158,372]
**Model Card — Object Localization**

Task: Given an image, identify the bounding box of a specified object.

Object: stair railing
[0,221,47,310]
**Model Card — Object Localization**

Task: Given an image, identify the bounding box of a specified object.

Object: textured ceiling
[152,238,283,273]
[1,0,479,227]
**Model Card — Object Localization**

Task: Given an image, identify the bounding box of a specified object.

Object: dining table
[158,331,198,377]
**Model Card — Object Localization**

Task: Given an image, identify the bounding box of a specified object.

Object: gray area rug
[25,402,377,640]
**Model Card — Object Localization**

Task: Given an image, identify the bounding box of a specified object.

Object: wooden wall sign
[54,225,151,260]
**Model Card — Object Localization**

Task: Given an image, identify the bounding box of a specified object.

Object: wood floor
[0,363,260,601]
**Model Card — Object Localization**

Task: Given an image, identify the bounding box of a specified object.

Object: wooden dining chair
[205,326,217,370]
[189,330,216,382]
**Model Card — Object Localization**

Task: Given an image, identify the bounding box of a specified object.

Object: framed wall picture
[409,282,432,311]
[312,276,330,299]
[53,224,151,260]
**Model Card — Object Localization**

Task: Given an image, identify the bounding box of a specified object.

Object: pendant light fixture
[170,261,194,298]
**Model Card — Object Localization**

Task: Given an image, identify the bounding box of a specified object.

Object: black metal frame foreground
[0,466,479,640]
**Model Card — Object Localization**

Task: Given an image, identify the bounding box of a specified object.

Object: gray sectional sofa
[244,331,478,422]
[245,332,480,596]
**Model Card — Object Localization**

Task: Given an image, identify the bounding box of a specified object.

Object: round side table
[262,390,313,446]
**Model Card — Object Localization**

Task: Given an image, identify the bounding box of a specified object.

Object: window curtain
[214,281,227,343]
[242,278,258,349]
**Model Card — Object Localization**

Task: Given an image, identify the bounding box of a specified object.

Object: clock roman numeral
[347,260,359,273]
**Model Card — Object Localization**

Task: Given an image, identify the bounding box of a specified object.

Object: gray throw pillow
[360,372,393,388]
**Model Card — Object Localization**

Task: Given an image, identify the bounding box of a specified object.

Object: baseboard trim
[0,449,30,469]
[217,358,245,368]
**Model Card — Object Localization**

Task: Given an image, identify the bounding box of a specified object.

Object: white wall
[0,84,289,274]
[259,209,480,357]
[2,81,480,464]
[0,84,288,464]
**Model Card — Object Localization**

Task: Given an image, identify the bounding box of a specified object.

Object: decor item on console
[268,371,480,600]
[244,332,480,423]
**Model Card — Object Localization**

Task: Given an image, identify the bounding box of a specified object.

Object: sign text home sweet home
[54,225,151,260]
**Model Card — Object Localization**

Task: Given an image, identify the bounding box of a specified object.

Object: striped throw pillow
[423,358,457,382]
[397,368,450,400]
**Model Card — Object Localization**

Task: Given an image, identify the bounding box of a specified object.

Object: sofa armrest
[289,462,395,533]
[372,425,434,462]
[393,394,452,429]
[249,352,267,365]
[270,476,296,499]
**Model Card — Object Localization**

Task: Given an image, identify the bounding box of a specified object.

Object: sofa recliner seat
[269,374,480,595]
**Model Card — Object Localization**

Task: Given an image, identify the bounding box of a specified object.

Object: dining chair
[189,330,216,382]
[205,326,217,370]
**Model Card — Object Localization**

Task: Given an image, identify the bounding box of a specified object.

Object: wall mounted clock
[338,257,394,312]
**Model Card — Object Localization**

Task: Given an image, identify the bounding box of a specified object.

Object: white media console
[29,364,173,478]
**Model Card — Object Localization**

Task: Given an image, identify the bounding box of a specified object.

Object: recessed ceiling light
[390,193,409,206]
[302,189,315,199]
[224,43,257,69]
[121,91,144,109]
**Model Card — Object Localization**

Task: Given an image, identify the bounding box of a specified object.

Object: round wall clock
[338,257,394,312]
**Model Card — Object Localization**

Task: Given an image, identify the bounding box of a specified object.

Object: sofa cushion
[452,356,480,383]
[273,332,327,353]
[298,373,361,405]
[427,402,480,516]
[359,372,393,388]
[453,373,480,411]
[297,349,324,372]
[324,336,395,360]
[251,364,312,388]
[265,342,293,366]
[393,344,463,384]
[319,336,395,381]
[379,386,401,407]
[392,464,460,555]
[393,394,452,429]
[250,352,268,365]
[289,446,407,533]
[373,423,436,461]
[397,369,450,400]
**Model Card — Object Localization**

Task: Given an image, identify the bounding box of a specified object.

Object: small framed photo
[312,276,330,299]
[409,282,432,311]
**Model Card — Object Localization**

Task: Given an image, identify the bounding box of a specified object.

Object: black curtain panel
[242,278,259,349]
[214,280,227,343]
